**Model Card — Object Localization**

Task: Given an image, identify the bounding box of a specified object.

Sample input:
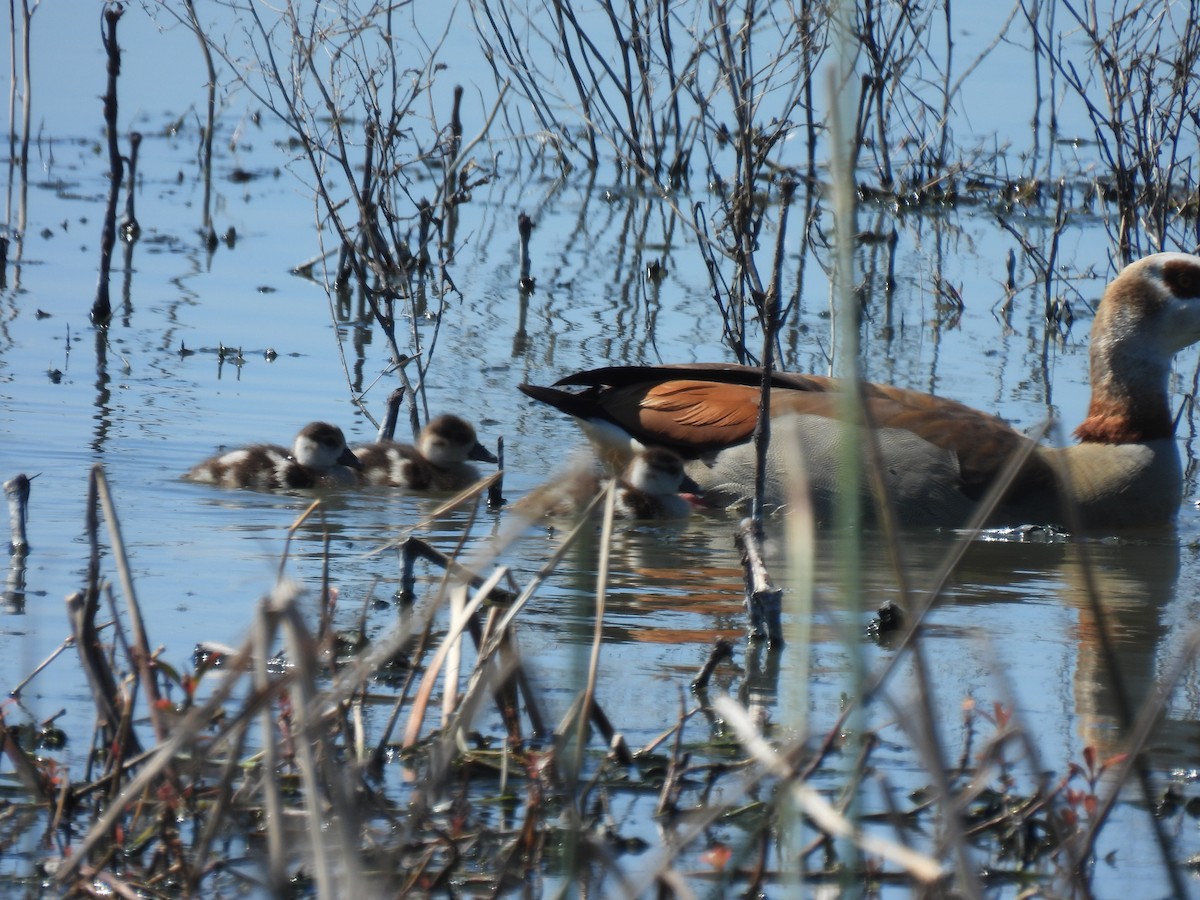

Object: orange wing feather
[522,366,1057,502]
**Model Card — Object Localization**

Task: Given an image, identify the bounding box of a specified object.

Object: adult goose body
[519,253,1200,529]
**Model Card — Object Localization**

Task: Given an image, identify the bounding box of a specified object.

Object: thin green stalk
[828,0,863,885]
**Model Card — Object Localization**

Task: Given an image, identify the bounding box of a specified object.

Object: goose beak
[470,441,500,464]
[339,446,364,470]
[679,472,706,505]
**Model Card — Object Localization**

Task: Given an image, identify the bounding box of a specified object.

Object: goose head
[1078,252,1200,444]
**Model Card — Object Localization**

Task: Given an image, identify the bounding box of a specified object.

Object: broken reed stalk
[567,480,617,791]
[378,386,405,441]
[71,470,142,774]
[691,639,735,692]
[277,498,323,583]
[4,473,31,553]
[652,692,691,819]
[735,520,783,646]
[91,4,124,326]
[183,0,218,246]
[91,465,168,743]
[120,131,140,240]
[488,435,505,508]
[517,211,535,292]
[9,631,89,698]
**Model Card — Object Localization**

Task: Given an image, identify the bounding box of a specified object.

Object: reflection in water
[1062,539,1187,764]
[931,534,1193,769]
[792,528,1196,774]
[505,514,748,646]
[92,330,112,454]
[3,553,27,614]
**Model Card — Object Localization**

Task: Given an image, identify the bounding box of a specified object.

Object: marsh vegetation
[3,0,1200,895]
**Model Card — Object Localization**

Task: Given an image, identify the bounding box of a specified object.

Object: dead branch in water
[4,472,31,554]
[91,4,124,326]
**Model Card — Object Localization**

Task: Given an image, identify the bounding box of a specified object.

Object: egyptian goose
[518,447,697,520]
[519,253,1200,529]
[185,421,362,491]
[353,414,497,491]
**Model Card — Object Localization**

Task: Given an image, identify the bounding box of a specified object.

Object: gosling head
[418,415,498,468]
[292,422,362,473]
[623,447,690,495]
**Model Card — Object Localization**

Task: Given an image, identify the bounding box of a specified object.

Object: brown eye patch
[1162,257,1200,299]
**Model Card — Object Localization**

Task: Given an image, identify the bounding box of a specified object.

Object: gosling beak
[470,441,499,464]
[340,446,364,470]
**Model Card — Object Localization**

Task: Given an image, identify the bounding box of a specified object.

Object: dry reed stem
[401,566,510,749]
[653,690,691,819]
[53,596,284,886]
[715,695,943,884]
[277,497,322,581]
[736,518,783,645]
[66,585,135,762]
[568,480,616,789]
[4,473,31,553]
[0,706,54,800]
[10,631,85,698]
[91,466,167,744]
[691,638,735,692]
[398,534,517,605]
[442,583,466,726]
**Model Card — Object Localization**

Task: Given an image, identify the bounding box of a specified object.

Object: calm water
[3,4,1200,895]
